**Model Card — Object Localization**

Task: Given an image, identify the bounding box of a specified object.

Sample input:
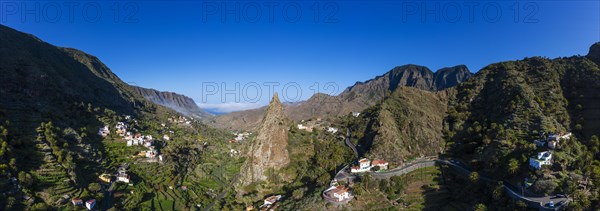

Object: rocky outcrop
[587,42,600,65]
[131,86,212,119]
[238,93,290,186]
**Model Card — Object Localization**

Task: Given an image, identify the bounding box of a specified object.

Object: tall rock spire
[238,92,290,186]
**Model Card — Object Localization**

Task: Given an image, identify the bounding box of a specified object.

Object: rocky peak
[433,65,473,90]
[238,93,290,187]
[587,42,600,64]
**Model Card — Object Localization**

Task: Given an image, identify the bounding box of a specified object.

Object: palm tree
[508,158,520,175]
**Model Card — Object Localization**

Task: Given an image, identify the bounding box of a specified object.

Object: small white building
[163,135,170,141]
[98,126,110,137]
[297,124,312,132]
[529,151,552,169]
[352,112,361,117]
[327,127,338,134]
[351,158,371,173]
[85,199,96,210]
[371,159,389,170]
[117,174,130,183]
[324,186,352,202]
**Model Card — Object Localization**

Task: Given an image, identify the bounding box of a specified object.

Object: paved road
[344,129,359,157]
[335,129,568,210]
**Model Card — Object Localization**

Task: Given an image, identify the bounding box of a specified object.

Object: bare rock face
[238,93,290,186]
[587,42,600,65]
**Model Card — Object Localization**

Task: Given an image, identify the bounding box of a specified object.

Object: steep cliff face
[131,86,212,119]
[588,42,600,65]
[238,93,290,186]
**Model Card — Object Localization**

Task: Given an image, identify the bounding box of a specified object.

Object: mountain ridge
[213,64,473,130]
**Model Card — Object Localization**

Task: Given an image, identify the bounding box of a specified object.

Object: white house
[297,124,312,132]
[351,158,371,173]
[324,186,352,202]
[163,135,170,141]
[263,195,282,206]
[117,174,130,183]
[529,151,552,169]
[98,126,110,137]
[85,199,96,210]
[352,112,361,117]
[371,159,389,170]
[548,132,572,141]
[146,150,157,158]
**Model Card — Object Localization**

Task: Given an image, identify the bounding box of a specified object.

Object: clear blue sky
[2,0,599,112]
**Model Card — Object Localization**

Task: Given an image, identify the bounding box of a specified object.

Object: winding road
[333,130,570,210]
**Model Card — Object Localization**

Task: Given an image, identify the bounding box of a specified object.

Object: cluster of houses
[99,167,130,184]
[126,134,154,147]
[230,132,251,143]
[98,121,133,138]
[168,116,192,125]
[528,132,572,169]
[71,198,95,210]
[296,122,338,134]
[350,158,389,173]
[533,132,572,150]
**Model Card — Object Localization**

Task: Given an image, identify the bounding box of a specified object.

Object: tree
[474,203,487,211]
[88,183,102,193]
[532,179,557,195]
[30,203,49,210]
[469,172,480,183]
[508,158,520,175]
[492,181,504,199]
[292,187,306,199]
[18,171,34,187]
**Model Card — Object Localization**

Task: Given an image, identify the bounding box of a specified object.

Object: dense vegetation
[445,53,600,210]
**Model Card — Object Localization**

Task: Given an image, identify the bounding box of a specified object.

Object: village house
[71,198,83,206]
[327,127,338,134]
[86,199,96,210]
[145,150,157,158]
[115,122,127,136]
[352,112,361,117]
[548,132,572,141]
[163,135,170,141]
[529,151,553,169]
[351,158,372,173]
[297,124,313,132]
[117,173,130,183]
[323,186,352,202]
[99,173,112,183]
[371,159,389,170]
[97,126,110,137]
[259,195,282,210]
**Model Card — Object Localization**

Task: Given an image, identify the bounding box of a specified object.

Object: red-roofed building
[371,159,389,170]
